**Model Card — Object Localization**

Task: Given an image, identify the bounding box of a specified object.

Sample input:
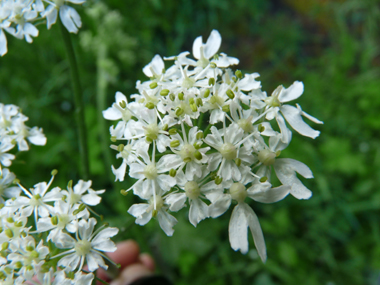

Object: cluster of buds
[0,0,86,56]
[104,30,323,261]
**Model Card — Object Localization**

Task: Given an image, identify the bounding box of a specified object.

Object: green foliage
[1,0,380,284]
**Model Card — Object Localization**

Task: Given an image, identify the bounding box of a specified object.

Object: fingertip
[108,240,141,269]
[139,253,155,272]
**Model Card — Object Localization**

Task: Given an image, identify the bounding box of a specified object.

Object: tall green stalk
[96,44,114,182]
[59,20,89,180]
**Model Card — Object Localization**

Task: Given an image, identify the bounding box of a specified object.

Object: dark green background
[1,0,380,284]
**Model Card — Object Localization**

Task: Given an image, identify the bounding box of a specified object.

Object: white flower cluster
[0,103,46,170]
[0,172,118,284]
[104,30,323,262]
[0,0,86,56]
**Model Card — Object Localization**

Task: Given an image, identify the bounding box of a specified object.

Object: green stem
[59,20,89,180]
[96,44,114,182]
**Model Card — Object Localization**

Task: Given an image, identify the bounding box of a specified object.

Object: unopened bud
[175,107,184,116]
[5,229,13,238]
[222,105,230,113]
[119,100,127,108]
[149,82,158,89]
[160,89,170,96]
[1,242,9,250]
[51,216,58,225]
[215,176,223,185]
[260,176,268,183]
[170,140,180,148]
[193,141,202,149]
[235,70,243,79]
[145,102,155,109]
[117,144,124,152]
[146,137,153,144]
[169,169,177,177]
[168,128,177,135]
[226,89,235,99]
[194,151,202,160]
[258,124,265,132]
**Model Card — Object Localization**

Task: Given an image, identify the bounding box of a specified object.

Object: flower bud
[169,169,177,177]
[170,140,180,148]
[145,102,155,109]
[117,144,124,152]
[119,100,127,108]
[222,105,230,113]
[235,70,243,79]
[168,128,177,135]
[175,107,184,116]
[215,176,223,185]
[149,82,158,89]
[160,89,170,96]
[194,151,202,160]
[226,89,235,99]
[51,216,58,225]
[259,176,268,183]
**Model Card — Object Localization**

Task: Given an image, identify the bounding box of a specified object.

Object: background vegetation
[1,0,380,284]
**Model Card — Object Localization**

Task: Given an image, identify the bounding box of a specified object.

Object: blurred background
[1,0,380,284]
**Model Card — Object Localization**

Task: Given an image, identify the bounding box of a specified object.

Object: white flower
[54,217,118,272]
[41,0,85,33]
[128,189,177,236]
[61,179,105,206]
[0,168,21,203]
[265,82,323,139]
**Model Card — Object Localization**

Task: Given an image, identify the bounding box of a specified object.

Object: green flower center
[220,143,237,160]
[184,181,200,200]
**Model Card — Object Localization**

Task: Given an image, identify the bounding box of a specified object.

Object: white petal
[0,29,8,56]
[278,81,304,103]
[280,105,320,138]
[248,184,290,203]
[203,30,222,59]
[165,193,187,212]
[59,6,82,33]
[157,210,177,236]
[189,199,208,227]
[229,204,249,254]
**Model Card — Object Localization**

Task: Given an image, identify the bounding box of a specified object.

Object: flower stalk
[59,19,89,180]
